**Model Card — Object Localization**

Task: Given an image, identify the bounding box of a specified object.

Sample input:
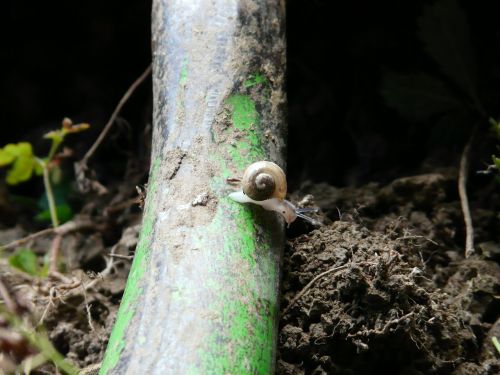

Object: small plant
[489,118,500,178]
[8,247,48,277]
[0,306,79,375]
[0,118,89,228]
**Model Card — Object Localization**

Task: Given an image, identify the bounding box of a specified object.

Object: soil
[4,168,498,375]
[278,173,500,375]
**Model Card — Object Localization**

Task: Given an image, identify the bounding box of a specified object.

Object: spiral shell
[241,161,287,201]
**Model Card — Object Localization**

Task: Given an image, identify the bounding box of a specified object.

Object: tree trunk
[99,0,286,374]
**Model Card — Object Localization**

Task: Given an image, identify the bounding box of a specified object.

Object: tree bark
[99,0,286,374]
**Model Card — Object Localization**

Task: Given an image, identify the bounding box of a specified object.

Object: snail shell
[241,161,287,201]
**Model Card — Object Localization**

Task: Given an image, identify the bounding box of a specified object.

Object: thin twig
[79,363,101,375]
[38,287,57,326]
[347,311,415,338]
[81,64,152,165]
[1,228,53,250]
[81,286,95,332]
[1,220,94,250]
[103,197,142,216]
[282,264,349,316]
[38,245,119,322]
[0,276,17,312]
[83,245,117,291]
[459,140,475,258]
[395,235,439,246]
[108,253,134,260]
[49,234,63,274]
[38,277,81,326]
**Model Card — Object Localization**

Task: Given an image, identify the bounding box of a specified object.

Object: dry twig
[1,220,94,250]
[282,264,349,316]
[81,286,95,332]
[0,276,17,312]
[79,363,101,375]
[347,311,415,338]
[458,140,475,258]
[49,234,63,274]
[80,64,152,165]
[108,253,134,260]
[1,227,54,250]
[395,235,439,246]
[82,244,117,291]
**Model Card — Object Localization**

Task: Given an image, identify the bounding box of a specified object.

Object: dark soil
[278,173,500,375]
[0,179,143,373]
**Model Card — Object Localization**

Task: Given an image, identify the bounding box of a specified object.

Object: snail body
[228,161,317,226]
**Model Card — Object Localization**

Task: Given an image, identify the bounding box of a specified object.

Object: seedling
[489,118,500,179]
[0,118,89,228]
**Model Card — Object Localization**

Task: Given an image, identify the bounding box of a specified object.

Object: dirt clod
[279,175,500,375]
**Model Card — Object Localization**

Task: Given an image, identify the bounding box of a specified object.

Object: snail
[227,161,318,226]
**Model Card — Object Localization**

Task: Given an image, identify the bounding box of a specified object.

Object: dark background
[1,0,499,192]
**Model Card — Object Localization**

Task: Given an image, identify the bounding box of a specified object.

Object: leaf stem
[47,137,62,162]
[42,164,59,228]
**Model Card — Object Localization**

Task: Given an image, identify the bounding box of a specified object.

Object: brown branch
[81,64,152,165]
[1,220,94,250]
[49,234,62,274]
[459,140,475,258]
[1,227,54,250]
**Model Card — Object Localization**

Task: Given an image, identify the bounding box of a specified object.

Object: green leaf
[35,204,73,224]
[417,0,477,99]
[0,144,17,166]
[0,142,34,167]
[3,143,36,185]
[6,155,35,185]
[493,155,500,170]
[381,72,462,121]
[244,73,267,88]
[8,248,39,276]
